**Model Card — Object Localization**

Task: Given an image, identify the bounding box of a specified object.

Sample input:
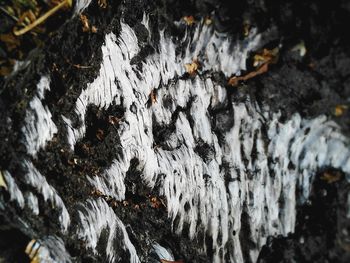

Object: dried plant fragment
[18,9,37,26]
[0,63,15,76]
[150,196,166,209]
[0,33,20,51]
[321,171,342,183]
[68,158,78,166]
[91,188,104,197]
[108,115,121,125]
[228,63,269,86]
[229,48,279,86]
[205,16,212,25]
[185,59,199,75]
[79,14,97,33]
[243,22,250,37]
[147,89,157,107]
[80,14,90,32]
[253,48,279,67]
[334,105,348,117]
[291,41,307,57]
[183,15,195,25]
[98,0,107,8]
[13,0,73,36]
[96,129,104,141]
[0,171,7,189]
[91,26,98,33]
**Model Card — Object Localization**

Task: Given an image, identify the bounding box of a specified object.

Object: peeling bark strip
[1,1,350,262]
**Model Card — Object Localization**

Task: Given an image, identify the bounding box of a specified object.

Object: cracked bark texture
[1,0,350,262]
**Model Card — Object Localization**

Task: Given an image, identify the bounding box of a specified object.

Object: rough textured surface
[1,0,350,262]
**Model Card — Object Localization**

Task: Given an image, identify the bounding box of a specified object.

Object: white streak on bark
[2,171,25,208]
[25,192,39,215]
[22,76,57,156]
[74,0,92,15]
[76,198,140,263]
[24,160,70,232]
[152,243,175,262]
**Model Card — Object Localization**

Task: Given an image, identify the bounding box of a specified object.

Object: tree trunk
[1,0,350,262]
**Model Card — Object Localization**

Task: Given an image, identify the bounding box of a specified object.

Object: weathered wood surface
[1,0,350,262]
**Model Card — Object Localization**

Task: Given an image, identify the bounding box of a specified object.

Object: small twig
[0,6,18,22]
[13,0,72,36]
[72,64,92,69]
[65,58,92,69]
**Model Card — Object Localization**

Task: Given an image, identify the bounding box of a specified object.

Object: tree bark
[1,0,350,262]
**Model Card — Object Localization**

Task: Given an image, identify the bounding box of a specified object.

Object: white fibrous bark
[25,192,39,215]
[10,18,350,262]
[74,0,92,15]
[2,171,25,208]
[21,76,57,156]
[23,160,70,232]
[76,198,140,263]
[62,20,350,262]
[152,243,175,262]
